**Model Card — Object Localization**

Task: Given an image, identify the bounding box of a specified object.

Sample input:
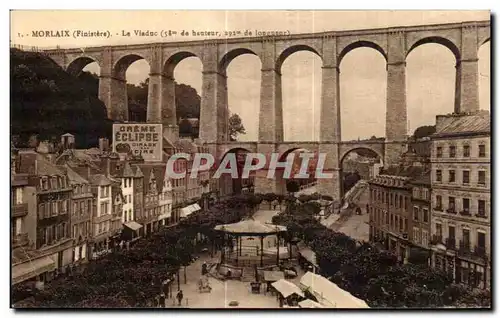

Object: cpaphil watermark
[165,152,333,179]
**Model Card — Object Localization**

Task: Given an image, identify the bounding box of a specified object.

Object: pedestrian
[176,290,183,306]
[159,293,166,308]
[201,261,208,275]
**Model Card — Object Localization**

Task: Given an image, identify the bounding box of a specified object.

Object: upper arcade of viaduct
[45,20,490,147]
[44,20,490,198]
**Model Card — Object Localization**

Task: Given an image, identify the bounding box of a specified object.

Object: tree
[413,125,436,139]
[178,119,194,137]
[228,113,246,141]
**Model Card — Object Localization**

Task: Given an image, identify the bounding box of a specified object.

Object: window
[422,230,429,246]
[448,197,455,212]
[436,170,442,182]
[423,208,429,222]
[477,232,486,249]
[448,225,455,239]
[479,144,486,157]
[462,198,470,213]
[435,195,442,210]
[413,227,420,243]
[436,146,443,158]
[462,229,470,247]
[462,170,470,184]
[422,188,429,200]
[478,200,486,217]
[449,170,455,183]
[463,145,470,157]
[52,201,58,216]
[478,171,486,186]
[413,206,419,221]
[449,145,456,158]
[436,223,442,237]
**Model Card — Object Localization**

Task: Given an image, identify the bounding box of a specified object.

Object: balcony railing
[12,203,28,217]
[459,210,471,216]
[446,208,456,214]
[474,246,487,258]
[434,206,443,212]
[431,235,443,245]
[445,238,456,250]
[12,233,29,248]
[458,240,472,256]
[476,212,487,219]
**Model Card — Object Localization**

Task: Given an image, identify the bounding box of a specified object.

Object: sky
[10,10,491,141]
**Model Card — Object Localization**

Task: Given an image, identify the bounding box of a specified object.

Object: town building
[368,173,412,262]
[109,177,124,248]
[61,165,92,265]
[88,174,113,259]
[429,111,490,289]
[158,165,173,226]
[409,172,432,262]
[135,164,165,235]
[368,141,431,263]
[17,151,74,280]
[11,147,46,285]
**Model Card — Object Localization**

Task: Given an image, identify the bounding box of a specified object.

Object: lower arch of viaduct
[45,21,489,199]
[211,140,386,199]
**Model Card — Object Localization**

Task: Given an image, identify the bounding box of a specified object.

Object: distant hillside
[10,48,112,148]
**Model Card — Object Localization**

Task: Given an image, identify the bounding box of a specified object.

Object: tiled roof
[88,174,112,187]
[410,172,431,186]
[62,164,89,185]
[434,112,490,137]
[35,155,65,176]
[134,166,144,178]
[121,162,135,178]
[134,163,169,192]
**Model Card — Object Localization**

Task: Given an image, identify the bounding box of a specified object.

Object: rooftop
[433,111,490,138]
[61,164,89,185]
[88,174,112,187]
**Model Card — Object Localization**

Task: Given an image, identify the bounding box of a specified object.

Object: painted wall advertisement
[112,124,163,162]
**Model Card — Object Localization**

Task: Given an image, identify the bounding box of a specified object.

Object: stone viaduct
[44,20,490,199]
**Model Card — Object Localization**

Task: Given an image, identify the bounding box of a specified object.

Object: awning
[12,256,55,285]
[180,203,201,218]
[124,221,143,231]
[158,211,172,221]
[298,246,318,268]
[298,299,325,308]
[299,272,369,308]
[263,270,285,282]
[271,279,304,298]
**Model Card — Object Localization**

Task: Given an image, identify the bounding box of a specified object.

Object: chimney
[99,138,110,152]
